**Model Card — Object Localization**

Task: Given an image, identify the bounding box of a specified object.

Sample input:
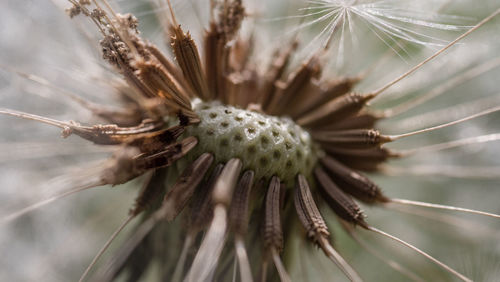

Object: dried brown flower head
[1,0,500,281]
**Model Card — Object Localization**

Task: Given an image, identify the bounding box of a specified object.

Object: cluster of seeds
[183,102,318,186]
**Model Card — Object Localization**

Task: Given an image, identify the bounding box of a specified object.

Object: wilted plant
[0,0,499,281]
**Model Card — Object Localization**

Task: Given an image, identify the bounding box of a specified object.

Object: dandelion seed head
[0,0,500,281]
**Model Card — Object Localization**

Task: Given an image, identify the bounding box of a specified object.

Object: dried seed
[91,105,144,127]
[99,146,143,185]
[297,92,372,129]
[146,43,186,88]
[121,65,158,98]
[135,60,191,109]
[311,129,391,149]
[263,176,283,252]
[292,77,360,118]
[161,153,214,221]
[321,113,380,131]
[266,56,321,115]
[320,155,388,203]
[170,26,210,100]
[229,170,255,236]
[126,125,185,152]
[129,169,167,216]
[67,120,163,145]
[203,0,245,101]
[204,23,227,98]
[259,41,299,107]
[314,167,367,227]
[190,164,224,232]
[294,174,330,243]
[135,136,198,170]
[325,147,400,172]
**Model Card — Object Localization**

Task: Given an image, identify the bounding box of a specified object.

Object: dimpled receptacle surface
[182,102,318,186]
